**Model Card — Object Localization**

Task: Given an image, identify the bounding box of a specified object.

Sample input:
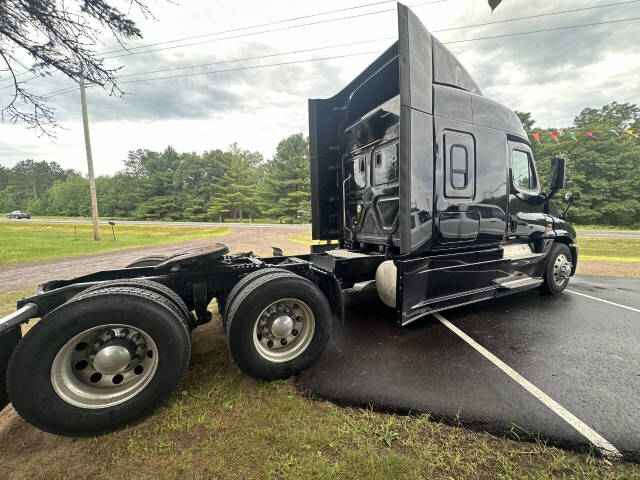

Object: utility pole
[79,74,100,241]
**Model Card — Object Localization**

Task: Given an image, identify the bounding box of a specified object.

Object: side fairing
[397,3,434,255]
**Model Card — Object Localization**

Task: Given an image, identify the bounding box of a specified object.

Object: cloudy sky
[1,0,639,175]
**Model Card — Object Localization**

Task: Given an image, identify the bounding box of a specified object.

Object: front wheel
[7,286,190,436]
[225,273,332,380]
[540,242,573,295]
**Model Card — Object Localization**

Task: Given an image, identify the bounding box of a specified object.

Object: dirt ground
[576,261,640,278]
[0,226,309,294]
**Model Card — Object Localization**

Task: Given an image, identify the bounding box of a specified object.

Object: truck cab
[309,3,578,325]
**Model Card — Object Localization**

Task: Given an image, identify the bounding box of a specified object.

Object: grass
[27,215,311,224]
[575,224,640,232]
[1,290,638,480]
[287,233,329,247]
[0,222,232,266]
[577,237,640,263]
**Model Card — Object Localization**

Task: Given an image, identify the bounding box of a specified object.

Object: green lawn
[0,222,232,266]
[0,290,637,479]
[578,237,640,263]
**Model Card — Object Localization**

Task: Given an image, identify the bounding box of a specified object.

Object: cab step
[494,273,543,290]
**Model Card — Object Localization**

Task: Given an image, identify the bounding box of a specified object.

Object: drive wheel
[225,273,332,380]
[541,242,572,295]
[221,268,295,324]
[6,286,190,436]
[78,279,194,329]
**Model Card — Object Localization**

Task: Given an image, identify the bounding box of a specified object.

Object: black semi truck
[0,4,579,435]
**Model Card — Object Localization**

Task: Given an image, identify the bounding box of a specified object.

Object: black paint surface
[296,276,640,460]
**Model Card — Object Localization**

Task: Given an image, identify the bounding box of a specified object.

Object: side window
[443,130,475,199]
[371,142,399,186]
[511,150,537,191]
[351,155,366,189]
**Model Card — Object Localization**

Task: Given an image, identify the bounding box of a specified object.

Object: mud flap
[0,326,21,409]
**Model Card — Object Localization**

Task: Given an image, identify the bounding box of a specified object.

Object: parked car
[6,210,30,219]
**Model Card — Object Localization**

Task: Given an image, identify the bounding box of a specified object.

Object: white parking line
[567,290,640,314]
[433,313,622,460]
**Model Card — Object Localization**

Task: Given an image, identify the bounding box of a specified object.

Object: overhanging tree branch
[0,0,156,136]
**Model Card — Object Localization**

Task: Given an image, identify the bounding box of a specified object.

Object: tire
[221,268,296,325]
[78,279,194,329]
[125,255,167,268]
[225,273,332,380]
[540,242,573,295]
[6,286,191,436]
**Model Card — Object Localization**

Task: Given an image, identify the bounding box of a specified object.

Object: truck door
[507,141,548,239]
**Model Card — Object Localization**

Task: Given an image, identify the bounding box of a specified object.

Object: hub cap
[50,324,158,409]
[253,299,315,363]
[553,253,572,286]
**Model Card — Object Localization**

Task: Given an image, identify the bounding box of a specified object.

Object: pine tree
[260,134,310,222]
[207,144,262,221]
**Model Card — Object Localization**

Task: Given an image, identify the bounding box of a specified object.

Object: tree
[531,122,640,226]
[0,0,155,134]
[515,111,535,131]
[574,101,640,130]
[259,134,311,222]
[207,144,262,222]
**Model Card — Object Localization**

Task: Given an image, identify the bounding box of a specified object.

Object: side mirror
[549,157,566,192]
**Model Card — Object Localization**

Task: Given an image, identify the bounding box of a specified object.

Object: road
[0,225,309,294]
[2,217,638,238]
[297,275,640,461]
[0,217,310,229]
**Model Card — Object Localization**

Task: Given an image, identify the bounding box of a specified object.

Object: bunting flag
[526,128,640,143]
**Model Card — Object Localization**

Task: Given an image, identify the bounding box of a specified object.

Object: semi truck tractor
[0,4,579,435]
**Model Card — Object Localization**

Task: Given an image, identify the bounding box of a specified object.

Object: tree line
[522,101,640,227]
[0,133,311,223]
[1,102,639,227]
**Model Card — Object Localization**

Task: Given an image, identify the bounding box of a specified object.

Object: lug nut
[105,330,115,338]
[119,328,129,337]
[131,333,141,342]
[295,316,303,323]
[267,340,274,348]
[257,333,262,341]
[280,338,287,346]
[291,329,298,336]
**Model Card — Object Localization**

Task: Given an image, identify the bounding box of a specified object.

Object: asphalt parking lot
[296,275,640,461]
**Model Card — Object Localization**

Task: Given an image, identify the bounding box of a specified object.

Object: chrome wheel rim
[552,253,572,286]
[51,324,158,409]
[252,298,315,363]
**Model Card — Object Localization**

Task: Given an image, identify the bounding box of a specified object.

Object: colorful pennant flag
[569,131,577,141]
[550,132,559,141]
[531,133,540,143]
[586,131,599,140]
[608,129,619,136]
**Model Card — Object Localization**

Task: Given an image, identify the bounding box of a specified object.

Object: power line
[6,0,639,91]
[101,0,402,55]
[104,0,640,59]
[14,13,640,103]
[115,0,640,80]
[103,0,446,59]
[443,15,640,44]
[0,0,445,86]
